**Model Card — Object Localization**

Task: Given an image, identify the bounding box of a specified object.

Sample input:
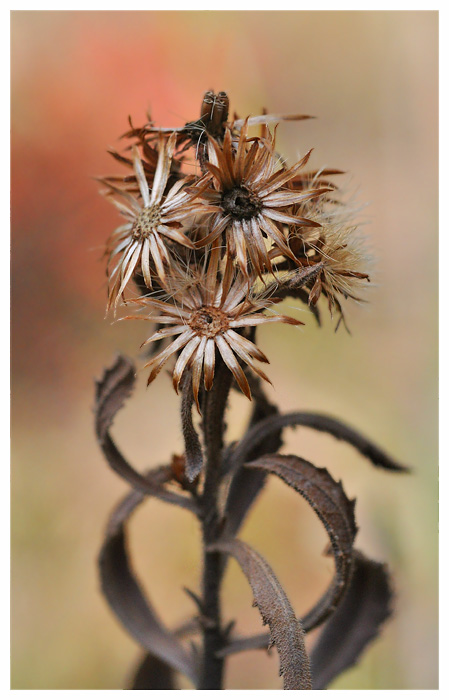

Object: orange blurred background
[11,11,438,689]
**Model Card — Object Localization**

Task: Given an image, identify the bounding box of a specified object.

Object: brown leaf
[245,454,357,631]
[208,538,312,690]
[95,354,136,443]
[223,380,282,537]
[228,411,411,477]
[95,356,198,511]
[310,551,394,689]
[99,475,198,684]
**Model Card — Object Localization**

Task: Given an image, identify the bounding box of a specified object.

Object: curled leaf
[208,538,312,689]
[216,552,393,676]
[95,356,197,511]
[246,454,357,631]
[98,475,198,684]
[95,354,136,442]
[310,551,394,689]
[229,411,411,476]
[223,379,282,537]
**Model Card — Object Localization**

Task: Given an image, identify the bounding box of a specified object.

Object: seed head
[122,251,303,408]
[192,124,332,278]
[99,133,212,311]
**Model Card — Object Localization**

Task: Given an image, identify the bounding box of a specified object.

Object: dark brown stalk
[197,358,233,689]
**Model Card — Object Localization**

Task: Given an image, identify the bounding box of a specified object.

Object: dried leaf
[208,538,312,689]
[223,468,267,537]
[98,477,197,684]
[223,382,282,537]
[129,653,177,690]
[95,356,197,511]
[95,355,136,443]
[229,411,411,476]
[310,551,393,689]
[246,454,357,630]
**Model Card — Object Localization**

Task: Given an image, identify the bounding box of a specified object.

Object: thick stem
[198,359,233,689]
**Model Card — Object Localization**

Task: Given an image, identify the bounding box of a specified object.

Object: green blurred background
[11,10,438,690]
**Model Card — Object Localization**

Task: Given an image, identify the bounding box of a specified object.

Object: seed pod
[200,90,215,121]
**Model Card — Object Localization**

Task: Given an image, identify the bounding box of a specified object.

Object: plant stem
[198,360,232,689]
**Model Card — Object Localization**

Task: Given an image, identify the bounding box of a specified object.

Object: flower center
[188,306,229,338]
[132,204,161,240]
[221,186,261,221]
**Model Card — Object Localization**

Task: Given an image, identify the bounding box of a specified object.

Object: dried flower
[101,133,211,310]
[271,186,371,324]
[305,228,370,308]
[124,251,302,407]
[194,124,332,277]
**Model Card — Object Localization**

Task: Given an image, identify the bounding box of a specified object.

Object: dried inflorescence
[96,91,408,691]
[98,90,370,391]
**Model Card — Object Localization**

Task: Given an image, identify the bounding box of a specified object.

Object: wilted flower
[100,133,212,310]
[194,125,332,277]
[270,220,370,329]
[123,251,303,407]
[305,226,370,309]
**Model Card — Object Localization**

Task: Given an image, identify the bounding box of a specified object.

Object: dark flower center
[221,186,261,221]
[189,306,229,338]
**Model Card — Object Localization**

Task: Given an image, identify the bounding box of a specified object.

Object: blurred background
[11,10,438,690]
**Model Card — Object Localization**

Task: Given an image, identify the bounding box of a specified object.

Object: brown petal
[150,132,176,205]
[141,324,185,347]
[132,146,151,207]
[203,338,216,391]
[172,336,202,394]
[191,337,207,411]
[225,329,269,363]
[224,333,272,386]
[257,149,313,197]
[144,330,193,384]
[215,334,251,399]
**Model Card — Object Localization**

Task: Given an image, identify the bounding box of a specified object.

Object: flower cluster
[98,91,370,399]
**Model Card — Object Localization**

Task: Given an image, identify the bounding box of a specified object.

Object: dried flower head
[194,124,332,277]
[305,228,370,308]
[100,133,211,310]
[124,251,302,407]
[270,183,371,325]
